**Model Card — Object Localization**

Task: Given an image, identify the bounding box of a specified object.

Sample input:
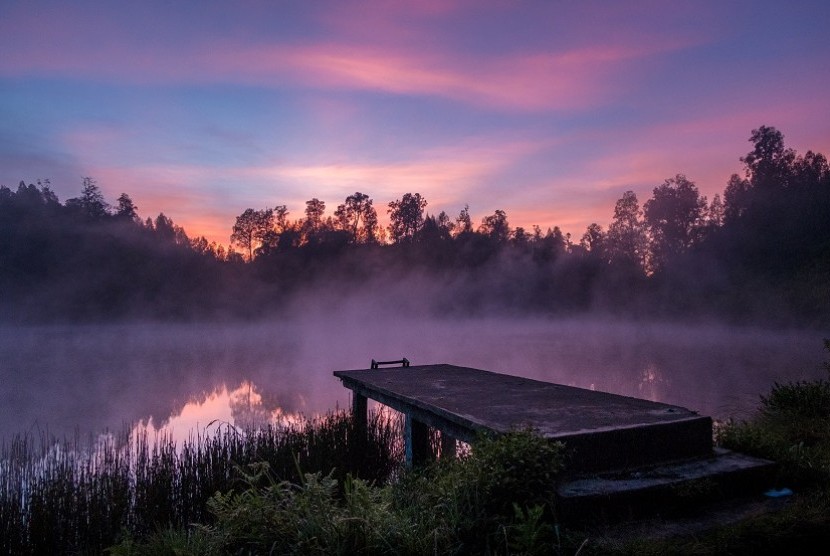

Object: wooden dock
[334,363,714,469]
[334,362,777,522]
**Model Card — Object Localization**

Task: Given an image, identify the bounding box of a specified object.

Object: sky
[2,0,828,247]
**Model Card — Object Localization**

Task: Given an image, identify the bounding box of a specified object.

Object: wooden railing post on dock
[371,358,410,369]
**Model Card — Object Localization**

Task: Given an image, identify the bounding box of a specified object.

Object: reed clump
[0,409,403,555]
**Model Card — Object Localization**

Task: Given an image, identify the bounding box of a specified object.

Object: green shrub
[161,460,441,555]
[392,427,567,554]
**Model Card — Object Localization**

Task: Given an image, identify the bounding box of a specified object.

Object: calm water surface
[1,317,826,444]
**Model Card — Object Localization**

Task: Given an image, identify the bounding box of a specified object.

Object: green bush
[761,379,830,421]
[200,463,401,555]
[392,428,566,554]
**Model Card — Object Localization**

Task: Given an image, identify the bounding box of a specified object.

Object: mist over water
[1,314,826,444]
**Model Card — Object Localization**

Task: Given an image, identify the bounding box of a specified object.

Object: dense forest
[1,126,828,326]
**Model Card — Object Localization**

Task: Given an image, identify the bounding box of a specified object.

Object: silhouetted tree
[231,208,274,261]
[273,205,290,232]
[740,125,796,190]
[154,213,188,245]
[606,191,647,270]
[277,227,303,252]
[387,192,427,244]
[532,226,566,263]
[419,214,450,244]
[304,198,326,227]
[479,209,511,244]
[643,174,706,272]
[723,173,751,224]
[334,192,379,244]
[226,247,244,264]
[65,177,109,220]
[580,223,605,256]
[512,226,530,249]
[793,150,830,186]
[705,193,725,229]
[254,206,290,257]
[301,198,327,244]
[190,236,212,256]
[3,125,828,326]
[37,178,59,205]
[115,193,140,223]
[436,211,454,237]
[454,204,473,237]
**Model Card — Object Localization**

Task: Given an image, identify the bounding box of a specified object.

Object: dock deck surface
[334,364,713,472]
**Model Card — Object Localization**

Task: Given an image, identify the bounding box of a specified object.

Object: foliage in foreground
[110,429,568,556]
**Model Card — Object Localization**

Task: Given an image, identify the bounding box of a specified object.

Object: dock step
[556,448,778,524]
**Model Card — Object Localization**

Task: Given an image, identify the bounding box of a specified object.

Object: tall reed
[0,409,403,555]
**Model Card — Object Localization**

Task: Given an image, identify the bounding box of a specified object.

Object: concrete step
[551,413,714,473]
[556,448,778,525]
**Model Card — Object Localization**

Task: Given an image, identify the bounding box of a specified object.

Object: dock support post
[352,393,367,455]
[405,415,430,467]
[352,392,367,425]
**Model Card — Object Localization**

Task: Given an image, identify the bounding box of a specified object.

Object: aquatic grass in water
[0,409,403,555]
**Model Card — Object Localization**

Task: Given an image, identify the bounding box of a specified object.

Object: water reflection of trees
[637,362,668,402]
[229,381,288,430]
[132,381,310,445]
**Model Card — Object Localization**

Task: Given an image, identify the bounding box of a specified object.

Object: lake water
[1,316,826,445]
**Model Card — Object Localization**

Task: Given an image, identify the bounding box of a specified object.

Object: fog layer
[1,314,826,443]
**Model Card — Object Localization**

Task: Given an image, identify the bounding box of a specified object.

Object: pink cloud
[2,3,698,112]
[206,39,692,111]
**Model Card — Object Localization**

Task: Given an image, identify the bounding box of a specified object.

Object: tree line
[1,126,827,325]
